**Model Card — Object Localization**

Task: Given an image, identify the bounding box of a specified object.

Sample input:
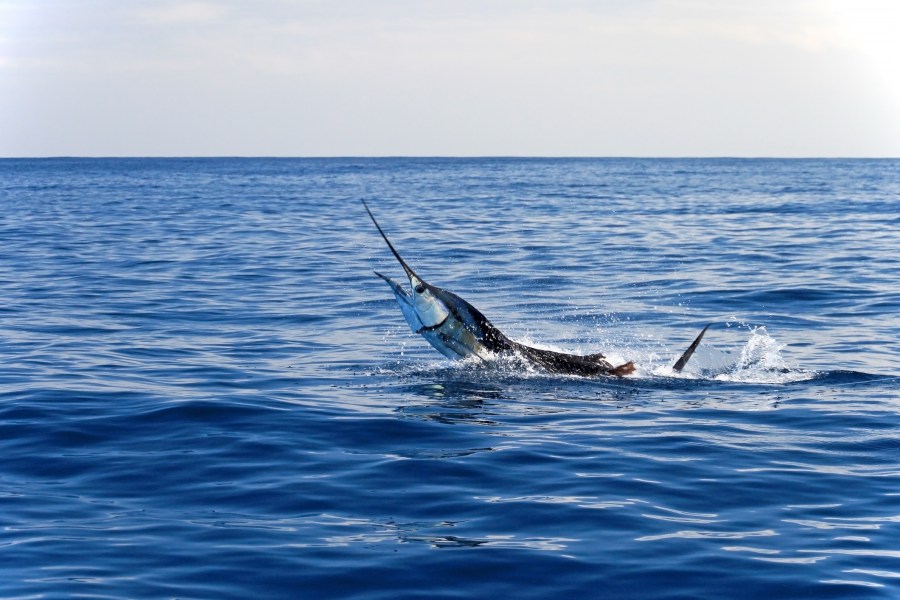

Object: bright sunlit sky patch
[1,0,898,156]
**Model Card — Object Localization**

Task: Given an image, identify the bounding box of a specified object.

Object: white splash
[713,327,815,384]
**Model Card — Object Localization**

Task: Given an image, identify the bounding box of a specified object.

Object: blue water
[1,158,899,599]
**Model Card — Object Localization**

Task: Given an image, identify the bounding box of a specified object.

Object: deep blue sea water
[1,157,899,599]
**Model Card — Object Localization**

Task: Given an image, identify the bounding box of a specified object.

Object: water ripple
[3,158,900,599]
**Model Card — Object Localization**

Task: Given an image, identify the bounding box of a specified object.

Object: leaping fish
[363,200,708,377]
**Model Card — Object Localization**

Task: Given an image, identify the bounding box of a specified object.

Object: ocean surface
[1,157,899,599]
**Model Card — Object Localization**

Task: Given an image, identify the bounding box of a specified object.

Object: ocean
[1,157,899,599]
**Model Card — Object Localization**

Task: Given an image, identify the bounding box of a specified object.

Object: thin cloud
[1,0,898,156]
[136,1,227,25]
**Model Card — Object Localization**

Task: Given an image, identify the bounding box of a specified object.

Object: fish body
[364,201,636,377]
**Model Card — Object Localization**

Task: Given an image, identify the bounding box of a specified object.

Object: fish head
[364,200,451,330]
[408,274,450,329]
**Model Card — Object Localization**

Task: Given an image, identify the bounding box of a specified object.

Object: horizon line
[2,155,899,160]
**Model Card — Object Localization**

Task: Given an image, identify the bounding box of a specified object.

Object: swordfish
[364,201,707,377]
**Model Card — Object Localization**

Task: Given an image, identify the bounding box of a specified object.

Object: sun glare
[826,1,900,128]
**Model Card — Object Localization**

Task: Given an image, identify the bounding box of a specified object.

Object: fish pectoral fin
[415,323,437,334]
[415,315,449,334]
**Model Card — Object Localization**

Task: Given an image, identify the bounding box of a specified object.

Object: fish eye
[414,284,425,294]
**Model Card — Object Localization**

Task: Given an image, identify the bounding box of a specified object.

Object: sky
[1,0,899,157]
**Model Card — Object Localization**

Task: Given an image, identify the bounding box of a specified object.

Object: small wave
[807,370,899,387]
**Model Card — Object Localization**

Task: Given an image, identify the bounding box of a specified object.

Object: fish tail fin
[610,361,636,377]
[672,324,712,372]
[585,352,634,376]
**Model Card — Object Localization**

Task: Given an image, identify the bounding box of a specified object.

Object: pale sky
[1,0,899,157]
